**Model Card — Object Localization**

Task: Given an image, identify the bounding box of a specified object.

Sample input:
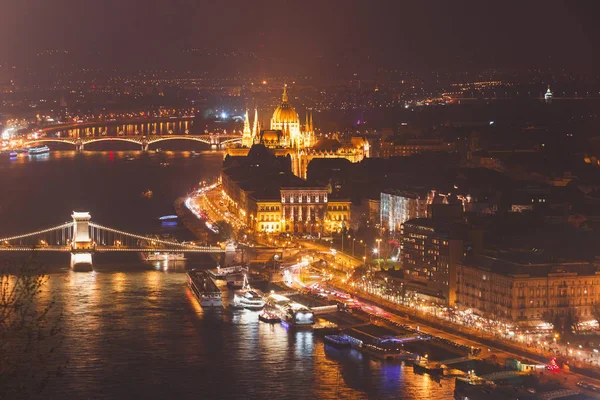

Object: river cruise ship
[187,270,222,307]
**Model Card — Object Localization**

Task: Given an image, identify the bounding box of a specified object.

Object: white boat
[144,252,186,261]
[231,275,265,310]
[28,145,50,155]
[545,86,553,100]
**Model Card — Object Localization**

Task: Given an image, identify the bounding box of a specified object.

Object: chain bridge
[0,212,224,271]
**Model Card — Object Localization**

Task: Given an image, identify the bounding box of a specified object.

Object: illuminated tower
[242,109,253,147]
[271,85,301,148]
[252,108,260,143]
[304,110,315,148]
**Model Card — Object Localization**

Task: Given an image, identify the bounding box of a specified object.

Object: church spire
[282,84,288,103]
[253,107,259,137]
[305,111,309,132]
[243,109,251,134]
[242,109,252,147]
[309,110,313,132]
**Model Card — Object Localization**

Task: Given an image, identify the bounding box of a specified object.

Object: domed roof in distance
[272,85,299,124]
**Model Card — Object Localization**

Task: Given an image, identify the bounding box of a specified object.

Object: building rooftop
[402,217,471,238]
[462,251,597,278]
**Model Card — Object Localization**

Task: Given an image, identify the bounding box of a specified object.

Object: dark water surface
[0,150,453,399]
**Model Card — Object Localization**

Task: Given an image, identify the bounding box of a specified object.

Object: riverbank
[174,196,210,244]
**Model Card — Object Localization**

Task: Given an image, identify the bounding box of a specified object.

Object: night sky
[1,0,599,72]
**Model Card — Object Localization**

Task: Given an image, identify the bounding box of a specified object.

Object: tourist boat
[141,189,153,198]
[9,151,18,158]
[191,151,200,157]
[160,161,170,167]
[28,145,50,155]
[324,334,351,349]
[155,148,162,153]
[545,86,553,100]
[258,310,280,323]
[143,252,186,262]
[231,275,265,310]
[188,270,222,307]
[125,155,135,161]
[265,293,315,328]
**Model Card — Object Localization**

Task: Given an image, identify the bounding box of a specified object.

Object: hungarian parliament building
[221,85,370,234]
[228,85,370,178]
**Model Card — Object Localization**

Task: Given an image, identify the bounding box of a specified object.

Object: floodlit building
[380,190,431,232]
[456,252,600,324]
[227,85,369,178]
[221,144,350,235]
[400,218,480,306]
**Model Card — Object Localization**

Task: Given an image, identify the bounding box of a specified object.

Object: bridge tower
[71,211,93,271]
[75,138,84,152]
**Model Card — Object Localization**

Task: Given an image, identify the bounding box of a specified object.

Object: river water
[0,149,453,399]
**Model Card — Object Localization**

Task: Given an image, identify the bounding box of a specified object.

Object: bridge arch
[24,138,78,146]
[83,137,143,146]
[146,135,212,145]
[220,137,242,145]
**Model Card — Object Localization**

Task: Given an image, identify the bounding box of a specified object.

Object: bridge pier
[141,139,149,152]
[75,140,84,152]
[70,252,93,271]
[71,212,94,271]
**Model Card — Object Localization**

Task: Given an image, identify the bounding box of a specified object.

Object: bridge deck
[0,246,223,253]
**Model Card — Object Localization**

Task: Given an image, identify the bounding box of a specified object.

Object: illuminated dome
[271,85,299,125]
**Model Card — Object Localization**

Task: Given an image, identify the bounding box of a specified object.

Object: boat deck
[188,270,220,294]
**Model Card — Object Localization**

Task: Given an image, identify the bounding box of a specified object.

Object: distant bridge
[0,212,225,270]
[23,134,242,151]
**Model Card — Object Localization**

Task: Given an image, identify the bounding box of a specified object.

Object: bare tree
[0,256,64,398]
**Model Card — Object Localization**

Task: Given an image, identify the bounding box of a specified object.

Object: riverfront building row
[221,144,351,235]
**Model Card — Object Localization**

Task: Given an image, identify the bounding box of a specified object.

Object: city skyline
[3,1,600,399]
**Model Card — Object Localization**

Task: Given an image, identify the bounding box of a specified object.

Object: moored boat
[209,265,248,280]
[226,273,245,288]
[187,270,222,307]
[413,358,444,375]
[324,334,351,348]
[258,310,280,323]
[232,274,265,310]
[143,252,186,262]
